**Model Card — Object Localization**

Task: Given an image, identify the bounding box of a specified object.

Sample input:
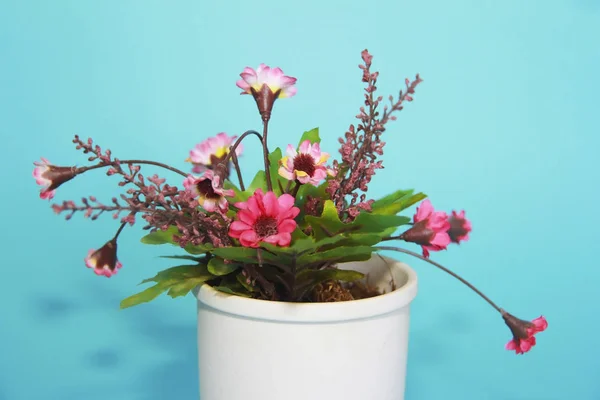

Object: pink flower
[32,158,77,200]
[85,239,122,278]
[229,189,300,248]
[448,210,472,244]
[236,64,297,121]
[278,140,332,186]
[236,64,297,99]
[183,170,234,213]
[188,132,243,174]
[503,313,548,355]
[400,199,451,258]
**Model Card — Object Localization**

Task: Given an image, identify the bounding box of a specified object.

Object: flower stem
[375,246,503,313]
[262,121,273,192]
[112,220,128,241]
[80,160,188,177]
[230,151,245,191]
[291,181,302,197]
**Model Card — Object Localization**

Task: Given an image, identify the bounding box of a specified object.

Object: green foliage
[120,263,214,309]
[371,189,427,216]
[207,257,240,276]
[134,155,425,305]
[140,225,179,245]
[298,127,320,145]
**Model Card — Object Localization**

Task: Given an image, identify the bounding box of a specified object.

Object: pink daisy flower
[236,64,297,99]
[229,189,300,248]
[183,170,234,213]
[188,132,243,174]
[278,140,331,186]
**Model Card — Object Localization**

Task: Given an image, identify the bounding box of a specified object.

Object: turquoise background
[1,0,598,399]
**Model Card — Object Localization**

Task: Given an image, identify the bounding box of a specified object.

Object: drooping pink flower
[278,140,332,186]
[448,210,472,244]
[85,239,122,278]
[236,64,297,121]
[503,313,548,355]
[236,64,297,99]
[183,170,234,213]
[188,132,243,174]
[401,199,451,258]
[32,158,78,200]
[229,189,300,248]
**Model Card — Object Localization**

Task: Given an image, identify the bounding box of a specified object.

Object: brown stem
[291,181,302,197]
[80,160,188,177]
[230,151,245,191]
[221,130,263,165]
[375,246,503,313]
[113,219,129,240]
[262,121,273,192]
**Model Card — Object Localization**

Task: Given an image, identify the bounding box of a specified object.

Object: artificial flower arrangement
[33,50,547,355]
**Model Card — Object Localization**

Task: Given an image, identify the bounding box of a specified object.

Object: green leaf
[394,192,427,212]
[296,268,364,285]
[372,189,414,210]
[120,283,172,309]
[352,212,411,232]
[236,272,257,292]
[298,127,320,145]
[159,255,205,262]
[248,170,268,193]
[207,257,240,276]
[140,226,179,245]
[297,245,375,266]
[184,243,213,255]
[167,277,210,298]
[371,190,427,215]
[268,147,285,195]
[212,285,252,298]
[304,200,347,241]
[120,263,214,309]
[140,264,210,285]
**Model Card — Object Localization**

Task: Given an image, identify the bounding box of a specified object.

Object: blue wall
[1,1,598,399]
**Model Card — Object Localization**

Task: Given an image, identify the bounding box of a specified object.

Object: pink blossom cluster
[327,50,422,221]
[402,199,472,258]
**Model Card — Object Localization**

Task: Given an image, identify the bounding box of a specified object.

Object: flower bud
[32,158,78,200]
[85,239,123,278]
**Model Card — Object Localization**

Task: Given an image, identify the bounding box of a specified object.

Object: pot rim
[195,256,418,323]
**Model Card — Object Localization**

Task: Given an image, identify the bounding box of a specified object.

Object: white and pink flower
[183,170,234,213]
[278,140,331,186]
[229,189,300,248]
[236,64,297,99]
[33,158,77,200]
[188,132,243,173]
[85,239,122,278]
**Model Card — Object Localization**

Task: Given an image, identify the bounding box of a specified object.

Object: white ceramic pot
[195,256,418,400]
